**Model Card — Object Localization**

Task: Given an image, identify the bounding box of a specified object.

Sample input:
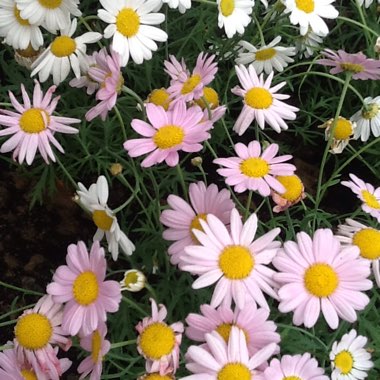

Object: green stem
[113,185,140,214]
[337,16,379,38]
[55,156,77,189]
[114,105,127,141]
[252,13,265,45]
[122,296,148,316]
[110,340,136,349]
[277,323,328,349]
[201,96,212,121]
[244,190,253,220]
[285,209,296,239]
[0,281,44,296]
[199,164,208,185]
[144,282,158,300]
[221,118,235,148]
[122,86,146,121]
[176,164,189,202]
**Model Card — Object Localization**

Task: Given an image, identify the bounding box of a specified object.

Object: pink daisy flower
[273,229,372,329]
[13,295,71,380]
[165,53,218,103]
[181,209,281,310]
[136,298,184,375]
[46,241,122,336]
[317,49,380,80]
[341,173,380,222]
[214,140,296,196]
[264,353,328,380]
[0,80,79,165]
[77,321,111,380]
[185,301,280,356]
[232,64,299,135]
[160,181,235,266]
[85,48,124,122]
[183,326,277,380]
[123,102,212,167]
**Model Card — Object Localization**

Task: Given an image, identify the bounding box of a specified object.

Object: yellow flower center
[361,190,380,209]
[195,87,220,110]
[219,245,254,280]
[148,89,171,111]
[92,210,114,231]
[333,118,353,140]
[73,271,99,306]
[15,313,53,350]
[334,350,354,375]
[275,175,303,201]
[245,87,273,109]
[340,63,364,74]
[283,377,302,380]
[352,228,380,260]
[144,374,173,380]
[295,0,315,13]
[38,0,62,9]
[181,74,202,95]
[124,271,139,287]
[190,213,208,242]
[218,363,251,380]
[304,263,339,297]
[50,36,77,58]
[240,157,270,178]
[116,8,140,38]
[19,108,49,134]
[220,0,235,16]
[21,370,38,380]
[153,125,184,149]
[91,330,102,363]
[16,44,40,58]
[139,322,175,360]
[215,323,249,344]
[362,103,379,120]
[255,48,277,61]
[14,6,30,26]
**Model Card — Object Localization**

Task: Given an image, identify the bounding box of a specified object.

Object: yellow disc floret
[218,363,251,380]
[333,118,353,140]
[353,228,380,260]
[220,0,235,16]
[153,125,184,149]
[51,36,77,57]
[340,63,364,74]
[181,75,202,95]
[295,0,315,13]
[21,370,38,380]
[334,350,354,375]
[38,0,62,9]
[91,330,102,363]
[240,157,270,178]
[195,87,220,110]
[362,103,379,120]
[215,323,249,343]
[73,271,99,306]
[245,87,273,109]
[304,263,339,297]
[144,374,173,380]
[361,190,380,209]
[219,245,254,280]
[148,89,171,110]
[190,213,208,242]
[283,377,302,380]
[124,271,139,287]
[92,210,114,231]
[255,48,277,61]
[19,108,49,133]
[116,8,140,37]
[276,175,303,201]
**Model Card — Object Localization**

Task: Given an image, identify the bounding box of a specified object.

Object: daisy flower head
[283,0,338,36]
[214,140,296,196]
[98,0,168,66]
[273,228,372,329]
[147,88,172,111]
[232,65,299,135]
[136,298,184,375]
[76,175,135,260]
[317,49,380,80]
[217,0,255,38]
[123,101,212,167]
[236,37,296,75]
[0,0,43,50]
[330,329,373,380]
[264,353,328,380]
[31,18,102,86]
[295,29,324,58]
[14,45,45,71]
[163,0,191,13]
[46,240,122,336]
[185,301,281,356]
[181,209,281,310]
[120,269,146,292]
[341,173,380,222]
[160,181,235,266]
[0,80,79,165]
[183,326,277,380]
[337,218,380,287]
[350,96,380,142]
[77,321,111,380]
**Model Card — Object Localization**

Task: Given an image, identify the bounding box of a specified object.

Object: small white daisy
[163,0,191,13]
[98,0,168,66]
[295,29,324,58]
[283,0,339,36]
[330,329,373,380]
[76,175,136,261]
[31,18,102,85]
[16,0,81,33]
[217,0,255,39]
[350,96,380,142]
[236,36,296,74]
[120,269,146,292]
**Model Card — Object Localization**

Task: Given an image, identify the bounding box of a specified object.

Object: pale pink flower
[214,140,296,196]
[136,298,184,375]
[78,322,111,380]
[183,326,277,380]
[185,301,280,356]
[341,173,380,222]
[46,241,122,336]
[318,49,380,80]
[273,229,372,329]
[160,181,234,266]
[232,64,298,135]
[264,353,328,380]
[124,102,212,167]
[0,80,79,165]
[181,209,281,310]
[69,52,99,95]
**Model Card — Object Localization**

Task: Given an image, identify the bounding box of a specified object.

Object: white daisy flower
[283,0,339,36]
[350,96,380,142]
[217,0,255,39]
[236,36,296,74]
[336,218,380,287]
[295,29,324,58]
[16,0,81,33]
[31,18,102,86]
[0,0,43,50]
[330,329,373,380]
[76,175,136,261]
[98,0,168,66]
[120,269,146,292]
[162,0,191,13]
